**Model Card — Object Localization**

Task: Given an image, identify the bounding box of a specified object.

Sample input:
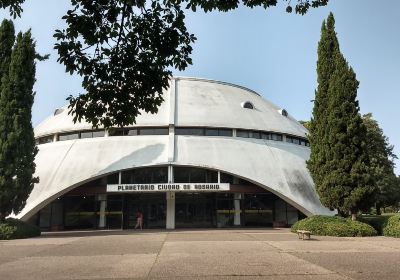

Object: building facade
[19,77,333,230]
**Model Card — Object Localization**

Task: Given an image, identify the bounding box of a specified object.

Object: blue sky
[1,0,399,174]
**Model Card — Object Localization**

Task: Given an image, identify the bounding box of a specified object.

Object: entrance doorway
[175,193,215,228]
[123,193,166,229]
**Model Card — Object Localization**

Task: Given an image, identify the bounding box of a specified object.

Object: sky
[1,0,399,174]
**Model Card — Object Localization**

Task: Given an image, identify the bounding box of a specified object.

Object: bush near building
[383,215,400,238]
[358,215,391,235]
[291,215,377,237]
[0,218,41,240]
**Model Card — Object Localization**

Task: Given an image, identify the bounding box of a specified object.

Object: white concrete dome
[19,77,332,225]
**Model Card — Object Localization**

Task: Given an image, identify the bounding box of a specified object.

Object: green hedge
[358,215,391,235]
[0,218,41,240]
[383,215,400,238]
[291,215,377,237]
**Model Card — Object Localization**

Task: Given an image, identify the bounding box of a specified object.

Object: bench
[297,230,312,240]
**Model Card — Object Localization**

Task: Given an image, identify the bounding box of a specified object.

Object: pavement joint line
[145,232,169,279]
[284,251,355,280]
[262,240,354,280]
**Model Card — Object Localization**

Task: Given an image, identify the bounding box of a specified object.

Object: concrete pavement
[1,228,399,279]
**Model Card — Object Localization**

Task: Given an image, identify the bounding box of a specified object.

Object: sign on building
[106,183,230,193]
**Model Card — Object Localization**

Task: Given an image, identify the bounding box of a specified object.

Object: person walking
[135,210,143,230]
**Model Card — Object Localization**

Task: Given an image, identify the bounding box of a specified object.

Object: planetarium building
[19,77,332,230]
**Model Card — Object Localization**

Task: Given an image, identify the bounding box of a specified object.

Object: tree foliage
[0,19,39,221]
[307,13,376,217]
[362,113,399,213]
[1,0,329,128]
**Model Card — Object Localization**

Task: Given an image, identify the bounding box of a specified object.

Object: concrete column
[53,133,58,142]
[233,193,241,226]
[166,192,175,229]
[98,194,107,229]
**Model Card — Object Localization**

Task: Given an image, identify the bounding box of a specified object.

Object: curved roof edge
[174,76,261,97]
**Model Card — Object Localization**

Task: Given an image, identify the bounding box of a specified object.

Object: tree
[1,0,329,128]
[0,19,40,221]
[307,13,339,213]
[362,113,399,214]
[307,13,376,220]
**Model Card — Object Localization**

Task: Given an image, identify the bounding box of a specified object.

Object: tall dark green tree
[308,13,376,219]
[0,20,39,221]
[307,13,339,211]
[362,113,399,214]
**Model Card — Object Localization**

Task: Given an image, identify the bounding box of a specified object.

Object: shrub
[358,215,391,235]
[383,215,400,238]
[0,218,41,240]
[291,215,377,237]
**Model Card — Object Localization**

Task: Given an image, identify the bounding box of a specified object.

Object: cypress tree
[308,13,376,219]
[307,13,339,210]
[324,52,375,219]
[0,23,38,221]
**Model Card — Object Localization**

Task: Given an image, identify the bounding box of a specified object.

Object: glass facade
[35,166,302,231]
[174,167,218,183]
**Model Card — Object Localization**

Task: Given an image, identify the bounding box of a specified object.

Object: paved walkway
[1,228,400,279]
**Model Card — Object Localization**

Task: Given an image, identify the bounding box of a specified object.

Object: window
[121,167,168,184]
[139,127,168,135]
[92,130,105,138]
[262,132,271,140]
[271,133,283,141]
[36,135,53,145]
[205,128,219,136]
[126,129,138,136]
[80,131,93,139]
[242,101,254,109]
[174,167,217,183]
[175,127,205,136]
[236,129,250,138]
[109,128,126,136]
[218,129,233,137]
[205,128,233,137]
[58,132,79,141]
[251,131,261,139]
[279,109,288,117]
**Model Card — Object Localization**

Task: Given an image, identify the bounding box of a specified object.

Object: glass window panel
[220,172,234,184]
[286,136,293,143]
[271,133,282,141]
[38,136,53,144]
[175,127,204,136]
[251,131,261,139]
[206,170,218,183]
[107,173,119,184]
[92,130,105,138]
[121,170,134,184]
[218,129,233,137]
[189,168,206,183]
[262,133,270,140]
[127,129,138,136]
[139,128,168,135]
[173,167,190,183]
[59,133,79,141]
[109,128,126,136]
[80,131,93,139]
[205,128,219,136]
[293,138,300,145]
[151,167,168,183]
[236,129,249,138]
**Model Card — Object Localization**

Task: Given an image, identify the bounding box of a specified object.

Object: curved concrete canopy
[18,135,332,221]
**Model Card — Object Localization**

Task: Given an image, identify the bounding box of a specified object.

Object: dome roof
[34,77,307,138]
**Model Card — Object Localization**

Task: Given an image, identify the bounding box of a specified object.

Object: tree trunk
[351,213,357,221]
[376,204,381,215]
